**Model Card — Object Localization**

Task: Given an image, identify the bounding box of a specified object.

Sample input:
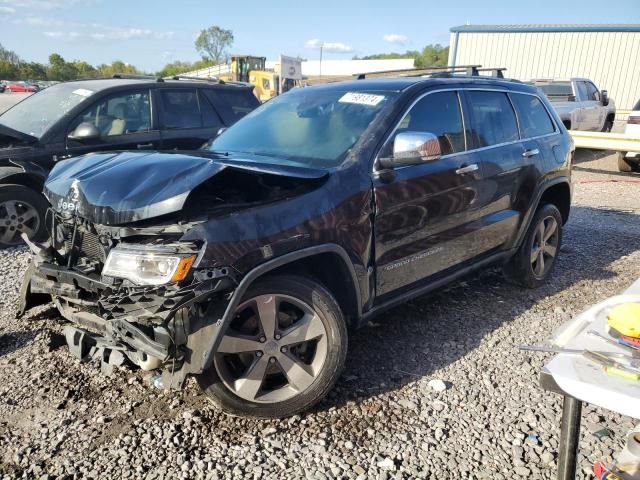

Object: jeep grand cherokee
[19,75,573,417]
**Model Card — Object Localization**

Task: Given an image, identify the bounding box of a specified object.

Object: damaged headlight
[103,246,196,286]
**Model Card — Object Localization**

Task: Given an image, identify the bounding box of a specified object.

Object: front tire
[197,274,348,418]
[0,184,48,247]
[503,204,563,288]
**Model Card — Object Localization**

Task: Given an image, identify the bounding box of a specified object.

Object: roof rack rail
[355,65,510,80]
[355,65,482,79]
[170,75,225,84]
[111,73,164,82]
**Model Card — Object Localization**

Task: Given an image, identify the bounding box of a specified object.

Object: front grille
[65,228,106,264]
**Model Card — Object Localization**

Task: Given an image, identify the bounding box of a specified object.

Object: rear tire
[618,152,636,172]
[197,274,348,418]
[0,185,48,247]
[503,204,563,289]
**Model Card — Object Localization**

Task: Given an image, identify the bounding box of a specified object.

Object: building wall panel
[450,30,640,112]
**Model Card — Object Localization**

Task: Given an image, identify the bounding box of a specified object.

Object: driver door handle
[137,143,155,150]
[455,164,479,175]
[522,148,540,158]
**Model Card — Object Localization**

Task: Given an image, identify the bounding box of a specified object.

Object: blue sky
[1,0,639,72]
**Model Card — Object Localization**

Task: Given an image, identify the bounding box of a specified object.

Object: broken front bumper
[19,258,237,387]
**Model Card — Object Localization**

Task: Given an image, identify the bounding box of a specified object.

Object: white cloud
[0,5,15,14]
[383,34,408,46]
[36,22,173,41]
[305,39,353,53]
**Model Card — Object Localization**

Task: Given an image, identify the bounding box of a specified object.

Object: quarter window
[510,93,555,138]
[70,90,151,137]
[160,89,201,129]
[393,91,465,155]
[467,91,519,147]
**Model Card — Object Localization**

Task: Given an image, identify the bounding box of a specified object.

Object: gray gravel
[1,151,639,479]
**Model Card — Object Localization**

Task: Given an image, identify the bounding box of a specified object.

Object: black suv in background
[20,74,573,418]
[0,76,259,246]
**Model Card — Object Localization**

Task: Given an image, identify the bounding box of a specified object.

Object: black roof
[54,77,252,91]
[306,76,538,94]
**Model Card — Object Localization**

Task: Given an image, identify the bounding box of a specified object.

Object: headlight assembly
[102,246,196,286]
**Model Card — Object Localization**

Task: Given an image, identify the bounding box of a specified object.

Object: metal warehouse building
[448,24,640,117]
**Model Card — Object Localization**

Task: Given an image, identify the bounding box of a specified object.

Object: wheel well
[260,252,360,328]
[539,182,571,224]
[0,173,44,192]
[562,120,572,130]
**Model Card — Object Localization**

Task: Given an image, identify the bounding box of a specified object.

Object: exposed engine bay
[19,151,328,386]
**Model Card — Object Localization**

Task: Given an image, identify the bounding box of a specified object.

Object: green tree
[47,53,78,81]
[359,44,450,68]
[18,62,47,81]
[195,26,234,64]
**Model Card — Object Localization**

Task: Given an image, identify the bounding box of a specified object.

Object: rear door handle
[455,164,479,175]
[522,148,540,158]
[137,143,155,150]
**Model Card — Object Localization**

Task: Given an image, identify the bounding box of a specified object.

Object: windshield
[210,88,397,168]
[537,82,573,99]
[0,83,93,138]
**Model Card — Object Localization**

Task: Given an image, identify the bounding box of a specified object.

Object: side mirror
[379,131,441,169]
[601,90,609,107]
[68,122,100,142]
[567,94,576,102]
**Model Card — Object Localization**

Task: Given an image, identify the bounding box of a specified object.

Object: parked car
[619,99,640,172]
[0,75,259,246]
[5,82,39,93]
[531,78,615,132]
[19,75,573,418]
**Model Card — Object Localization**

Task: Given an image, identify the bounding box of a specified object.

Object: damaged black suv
[19,74,573,417]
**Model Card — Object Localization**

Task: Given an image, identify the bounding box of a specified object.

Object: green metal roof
[450,24,640,33]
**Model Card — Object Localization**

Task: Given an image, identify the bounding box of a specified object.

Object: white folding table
[540,279,640,479]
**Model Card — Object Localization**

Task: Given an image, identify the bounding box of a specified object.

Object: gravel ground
[1,151,639,479]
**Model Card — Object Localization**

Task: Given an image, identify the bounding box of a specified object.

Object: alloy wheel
[214,294,328,404]
[530,215,559,278]
[0,199,40,245]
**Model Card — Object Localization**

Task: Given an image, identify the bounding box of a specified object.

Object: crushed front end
[19,209,236,386]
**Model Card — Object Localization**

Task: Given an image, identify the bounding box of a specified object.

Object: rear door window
[159,89,201,129]
[510,93,555,138]
[466,91,519,147]
[203,88,260,125]
[198,90,224,128]
[393,91,466,155]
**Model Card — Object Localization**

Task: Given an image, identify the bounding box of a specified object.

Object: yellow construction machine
[219,55,297,102]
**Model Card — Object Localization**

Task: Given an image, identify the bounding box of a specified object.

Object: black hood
[44,150,328,225]
[0,123,38,147]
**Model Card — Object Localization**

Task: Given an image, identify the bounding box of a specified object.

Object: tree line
[1,34,450,82]
[355,44,450,68]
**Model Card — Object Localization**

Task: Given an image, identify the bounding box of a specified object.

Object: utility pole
[319,43,324,77]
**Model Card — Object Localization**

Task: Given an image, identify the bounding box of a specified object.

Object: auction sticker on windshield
[339,92,385,106]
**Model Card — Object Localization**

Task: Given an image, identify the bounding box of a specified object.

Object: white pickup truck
[531,78,616,132]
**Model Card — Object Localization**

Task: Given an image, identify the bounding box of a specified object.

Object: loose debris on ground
[1,151,639,479]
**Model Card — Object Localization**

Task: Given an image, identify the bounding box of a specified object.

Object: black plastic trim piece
[201,243,361,369]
